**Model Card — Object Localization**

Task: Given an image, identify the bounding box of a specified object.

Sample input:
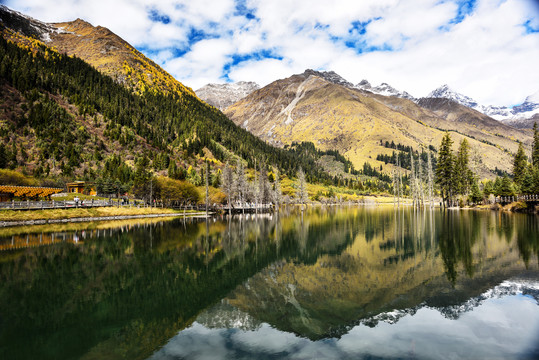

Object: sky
[150,294,539,359]
[5,0,539,106]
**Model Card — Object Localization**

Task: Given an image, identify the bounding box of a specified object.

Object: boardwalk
[174,203,274,214]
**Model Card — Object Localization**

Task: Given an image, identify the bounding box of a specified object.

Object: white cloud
[363,0,458,48]
[164,37,235,87]
[5,0,539,105]
[228,58,296,86]
[150,294,539,360]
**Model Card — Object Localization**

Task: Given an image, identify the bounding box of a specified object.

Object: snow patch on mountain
[0,5,69,43]
[358,279,539,328]
[425,84,539,123]
[195,81,260,111]
[427,84,479,109]
[356,80,415,100]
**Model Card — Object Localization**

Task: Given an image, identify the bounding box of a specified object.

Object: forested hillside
[0,31,364,195]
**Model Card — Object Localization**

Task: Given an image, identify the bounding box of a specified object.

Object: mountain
[0,5,195,98]
[427,84,482,110]
[225,69,531,178]
[303,69,355,88]
[414,97,526,145]
[508,91,539,127]
[356,80,415,100]
[513,91,539,113]
[501,113,539,129]
[195,81,260,111]
[427,84,539,126]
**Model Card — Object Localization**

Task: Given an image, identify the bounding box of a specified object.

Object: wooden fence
[0,199,132,210]
[0,199,272,212]
[495,194,539,203]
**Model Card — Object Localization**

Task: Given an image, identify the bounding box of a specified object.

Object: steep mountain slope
[225,70,530,177]
[196,81,260,111]
[0,5,195,97]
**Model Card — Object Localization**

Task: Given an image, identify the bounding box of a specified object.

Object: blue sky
[6,0,539,105]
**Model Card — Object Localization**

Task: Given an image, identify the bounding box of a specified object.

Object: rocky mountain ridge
[199,66,538,129]
[426,84,539,125]
[0,5,67,41]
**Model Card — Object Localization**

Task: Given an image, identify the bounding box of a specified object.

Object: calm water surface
[0,207,538,359]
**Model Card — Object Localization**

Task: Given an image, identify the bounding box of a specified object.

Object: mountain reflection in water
[0,207,537,360]
[152,280,539,360]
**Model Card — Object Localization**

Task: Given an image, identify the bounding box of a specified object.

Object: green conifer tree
[435,132,455,206]
[521,165,534,194]
[468,180,483,204]
[498,175,515,197]
[513,141,528,187]
[533,122,539,168]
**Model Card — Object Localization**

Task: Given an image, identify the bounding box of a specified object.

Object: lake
[0,207,538,359]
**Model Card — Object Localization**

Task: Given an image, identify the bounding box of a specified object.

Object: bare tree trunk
[418,155,425,208]
[205,161,209,217]
[410,151,416,208]
[254,158,258,214]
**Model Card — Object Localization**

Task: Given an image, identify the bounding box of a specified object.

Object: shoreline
[0,212,210,228]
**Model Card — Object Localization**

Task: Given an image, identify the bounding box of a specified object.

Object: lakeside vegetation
[0,207,185,222]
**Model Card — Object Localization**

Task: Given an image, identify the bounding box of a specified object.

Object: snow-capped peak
[427,84,479,109]
[356,80,415,100]
[425,84,539,122]
[510,90,539,117]
[356,79,372,90]
[0,4,68,43]
[525,90,539,104]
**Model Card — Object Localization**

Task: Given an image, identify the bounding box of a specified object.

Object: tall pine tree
[436,132,455,207]
[513,141,528,188]
[533,122,539,168]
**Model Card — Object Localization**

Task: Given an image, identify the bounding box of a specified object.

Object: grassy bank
[0,206,188,222]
